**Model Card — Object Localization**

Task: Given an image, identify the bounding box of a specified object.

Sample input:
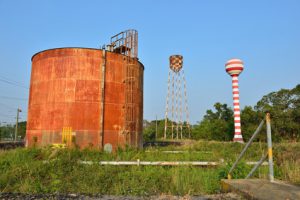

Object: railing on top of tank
[110,29,138,58]
[227,112,274,182]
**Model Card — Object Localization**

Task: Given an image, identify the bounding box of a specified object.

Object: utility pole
[14,108,21,141]
[155,115,158,140]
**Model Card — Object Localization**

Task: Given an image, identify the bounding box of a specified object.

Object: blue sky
[0,0,299,124]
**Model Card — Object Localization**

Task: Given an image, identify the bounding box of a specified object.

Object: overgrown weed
[0,141,299,195]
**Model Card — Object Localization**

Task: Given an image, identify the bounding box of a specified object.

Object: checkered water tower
[164,55,191,139]
[225,58,244,143]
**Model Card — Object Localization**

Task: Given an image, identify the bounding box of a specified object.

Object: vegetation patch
[0,141,299,195]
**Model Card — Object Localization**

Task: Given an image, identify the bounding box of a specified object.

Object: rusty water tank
[26,48,144,150]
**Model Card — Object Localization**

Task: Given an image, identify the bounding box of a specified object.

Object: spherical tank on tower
[26,48,144,150]
[225,58,244,143]
[225,58,244,76]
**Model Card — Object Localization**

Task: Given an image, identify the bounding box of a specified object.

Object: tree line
[144,84,300,142]
[0,121,26,141]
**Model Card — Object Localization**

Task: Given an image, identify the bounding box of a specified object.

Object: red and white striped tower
[225,58,244,143]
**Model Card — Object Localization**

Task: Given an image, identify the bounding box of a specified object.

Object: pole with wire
[14,108,22,141]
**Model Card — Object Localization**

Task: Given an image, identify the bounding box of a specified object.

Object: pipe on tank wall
[100,49,106,148]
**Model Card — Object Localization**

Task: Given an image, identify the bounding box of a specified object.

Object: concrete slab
[221,179,300,200]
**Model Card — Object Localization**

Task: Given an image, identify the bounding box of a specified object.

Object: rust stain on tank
[26,48,144,150]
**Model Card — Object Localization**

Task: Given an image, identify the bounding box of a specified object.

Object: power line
[0,102,18,110]
[0,75,28,85]
[0,96,28,101]
[0,113,15,118]
[0,108,27,115]
[0,77,29,89]
[0,109,15,113]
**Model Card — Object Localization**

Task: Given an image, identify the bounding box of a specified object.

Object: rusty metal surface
[26,48,143,150]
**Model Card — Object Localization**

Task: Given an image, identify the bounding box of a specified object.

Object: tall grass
[0,141,299,195]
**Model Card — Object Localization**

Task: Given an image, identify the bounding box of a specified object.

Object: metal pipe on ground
[79,160,219,166]
[144,150,213,154]
[78,160,267,167]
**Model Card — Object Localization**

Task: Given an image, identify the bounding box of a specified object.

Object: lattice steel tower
[164,55,191,139]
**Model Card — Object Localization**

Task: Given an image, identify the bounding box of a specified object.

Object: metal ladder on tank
[111,30,138,147]
[124,57,137,146]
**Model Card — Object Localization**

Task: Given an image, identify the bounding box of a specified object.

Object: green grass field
[0,141,299,195]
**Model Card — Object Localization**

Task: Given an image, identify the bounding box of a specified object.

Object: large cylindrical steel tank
[26,48,144,150]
